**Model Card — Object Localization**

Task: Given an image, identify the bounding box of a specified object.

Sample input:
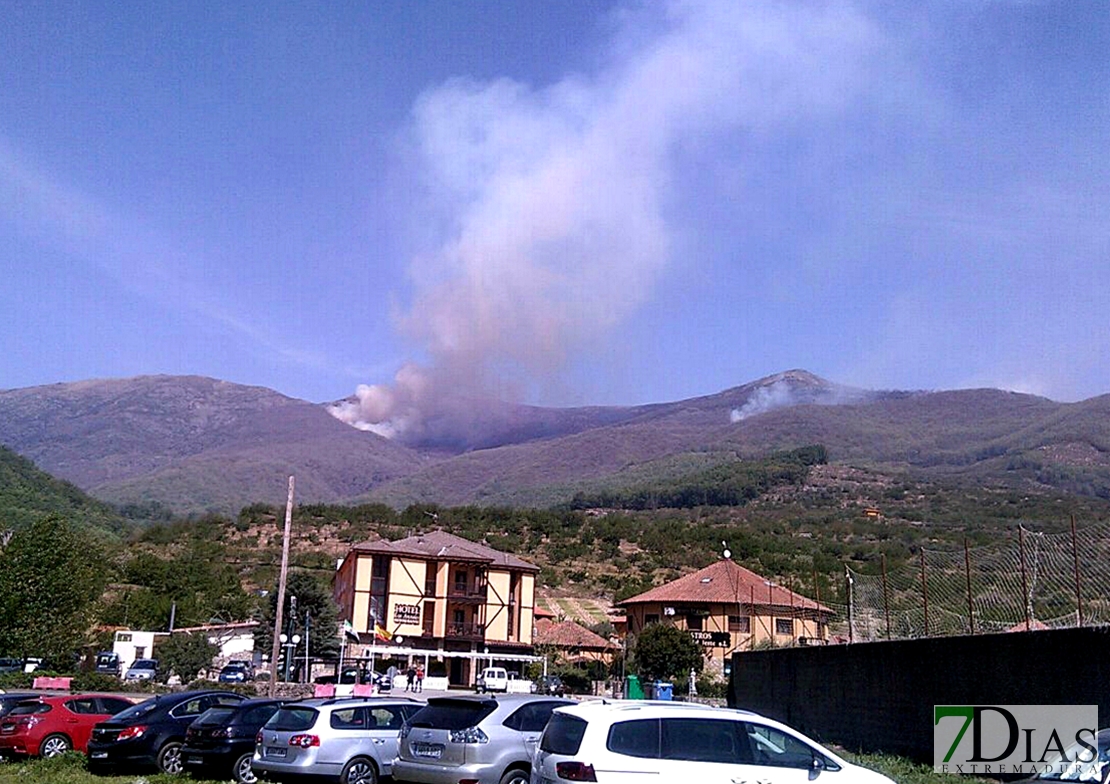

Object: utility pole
[269,476,295,697]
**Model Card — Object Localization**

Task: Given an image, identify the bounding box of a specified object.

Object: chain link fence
[843,519,1110,642]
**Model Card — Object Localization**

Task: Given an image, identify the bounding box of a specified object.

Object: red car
[0,694,136,758]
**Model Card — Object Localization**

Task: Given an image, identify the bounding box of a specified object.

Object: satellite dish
[723,549,732,559]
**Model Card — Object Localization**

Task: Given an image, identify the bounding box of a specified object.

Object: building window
[422,601,435,635]
[644,613,660,626]
[454,569,468,594]
[729,615,750,633]
[775,618,794,636]
[370,554,390,627]
[686,614,703,631]
[425,562,438,596]
[508,572,518,639]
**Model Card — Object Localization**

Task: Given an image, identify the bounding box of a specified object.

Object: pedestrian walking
[405,664,416,692]
[415,664,425,693]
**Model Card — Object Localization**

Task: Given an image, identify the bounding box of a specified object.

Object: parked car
[95,651,122,676]
[476,667,509,694]
[1016,727,1110,783]
[0,693,135,758]
[530,676,565,697]
[218,662,254,683]
[531,700,897,784]
[394,694,573,784]
[0,658,23,675]
[253,696,422,784]
[87,690,245,774]
[181,698,285,784]
[124,658,160,681]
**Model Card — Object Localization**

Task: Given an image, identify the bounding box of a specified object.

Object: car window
[197,707,236,725]
[331,707,367,729]
[745,723,822,769]
[243,704,281,726]
[661,718,753,764]
[608,719,659,759]
[112,699,160,721]
[369,706,406,730]
[212,694,245,708]
[98,698,135,716]
[504,701,564,733]
[9,702,50,716]
[267,706,318,731]
[66,698,99,715]
[408,700,497,730]
[171,697,209,718]
[540,714,588,755]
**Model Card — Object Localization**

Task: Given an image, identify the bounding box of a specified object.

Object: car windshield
[408,700,497,731]
[111,698,160,721]
[131,659,157,669]
[9,702,50,716]
[195,707,236,725]
[266,706,318,732]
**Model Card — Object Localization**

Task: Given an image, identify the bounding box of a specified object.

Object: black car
[87,690,246,774]
[181,698,285,784]
[531,675,566,697]
[0,693,39,720]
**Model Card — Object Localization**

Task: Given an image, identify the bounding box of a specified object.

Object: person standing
[405,664,416,692]
[415,664,425,693]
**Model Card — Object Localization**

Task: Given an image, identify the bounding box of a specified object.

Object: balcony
[445,622,486,641]
[447,584,487,603]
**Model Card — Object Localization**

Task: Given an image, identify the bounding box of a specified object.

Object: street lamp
[279,633,301,682]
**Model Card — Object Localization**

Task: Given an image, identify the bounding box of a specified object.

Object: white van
[475,666,509,693]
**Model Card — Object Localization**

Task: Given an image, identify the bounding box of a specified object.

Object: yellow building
[333,530,538,685]
[619,558,834,675]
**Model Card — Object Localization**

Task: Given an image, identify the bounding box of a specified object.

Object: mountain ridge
[2,371,1107,514]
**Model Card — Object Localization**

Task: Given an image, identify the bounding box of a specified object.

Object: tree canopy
[630,623,704,683]
[0,515,108,661]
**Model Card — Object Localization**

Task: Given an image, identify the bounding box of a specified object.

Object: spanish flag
[374,624,392,642]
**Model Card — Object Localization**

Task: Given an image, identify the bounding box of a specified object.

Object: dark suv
[87,690,245,774]
[182,698,285,784]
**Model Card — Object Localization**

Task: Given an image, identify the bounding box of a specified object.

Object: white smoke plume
[730,381,801,423]
[333,1,878,443]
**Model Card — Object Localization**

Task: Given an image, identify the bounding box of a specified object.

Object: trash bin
[653,681,673,701]
[625,674,644,700]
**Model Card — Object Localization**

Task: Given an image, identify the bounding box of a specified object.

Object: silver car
[393,694,573,784]
[252,697,420,784]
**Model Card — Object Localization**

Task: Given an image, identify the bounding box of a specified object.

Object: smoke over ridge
[331,1,878,443]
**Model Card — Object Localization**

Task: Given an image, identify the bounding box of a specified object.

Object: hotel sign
[394,603,421,625]
[690,631,731,648]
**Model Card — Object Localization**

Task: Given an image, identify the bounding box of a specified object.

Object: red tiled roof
[350,530,538,572]
[1007,619,1050,632]
[618,559,831,614]
[535,619,615,650]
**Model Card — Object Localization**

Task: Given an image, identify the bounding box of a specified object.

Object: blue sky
[2,2,1107,432]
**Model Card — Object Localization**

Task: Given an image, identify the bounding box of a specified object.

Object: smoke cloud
[332,1,878,442]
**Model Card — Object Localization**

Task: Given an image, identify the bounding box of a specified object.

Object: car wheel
[499,768,530,784]
[340,756,378,784]
[40,733,72,758]
[233,751,257,784]
[156,741,184,775]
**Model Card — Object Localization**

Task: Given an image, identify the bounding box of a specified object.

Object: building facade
[619,558,834,675]
[333,530,538,686]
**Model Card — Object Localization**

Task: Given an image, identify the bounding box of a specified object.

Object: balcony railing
[447,585,487,602]
[445,622,485,640]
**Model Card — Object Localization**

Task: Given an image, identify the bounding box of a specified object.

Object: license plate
[265,746,287,758]
[413,743,442,759]
[90,751,108,759]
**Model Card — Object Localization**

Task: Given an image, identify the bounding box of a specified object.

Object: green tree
[159,632,218,682]
[0,515,108,662]
[629,624,704,683]
[256,571,341,671]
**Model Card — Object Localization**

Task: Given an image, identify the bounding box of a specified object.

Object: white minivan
[476,667,509,693]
